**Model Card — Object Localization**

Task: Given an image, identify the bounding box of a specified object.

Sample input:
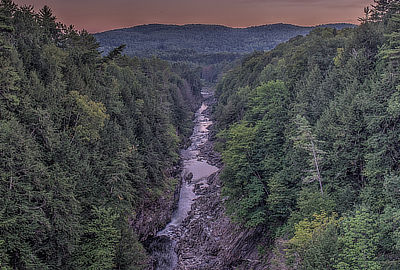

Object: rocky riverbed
[148,88,270,270]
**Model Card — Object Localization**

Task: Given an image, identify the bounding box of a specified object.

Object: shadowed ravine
[149,89,219,270]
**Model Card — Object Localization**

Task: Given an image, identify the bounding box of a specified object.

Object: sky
[13,0,374,33]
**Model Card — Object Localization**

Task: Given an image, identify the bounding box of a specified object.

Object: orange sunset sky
[13,0,374,33]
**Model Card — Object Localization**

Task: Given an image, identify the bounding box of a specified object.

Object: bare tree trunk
[311,140,323,195]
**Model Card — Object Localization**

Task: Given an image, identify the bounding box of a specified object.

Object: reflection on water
[158,101,218,236]
[151,95,218,270]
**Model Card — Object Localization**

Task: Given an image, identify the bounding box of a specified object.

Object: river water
[149,90,219,270]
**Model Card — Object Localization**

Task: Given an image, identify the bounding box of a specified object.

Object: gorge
[1,1,400,269]
[149,89,219,269]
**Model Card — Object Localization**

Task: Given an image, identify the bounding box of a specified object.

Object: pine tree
[37,6,61,42]
[370,0,400,23]
[74,207,120,270]
[381,11,400,68]
[0,0,14,34]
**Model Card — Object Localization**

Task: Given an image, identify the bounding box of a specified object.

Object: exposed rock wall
[140,90,272,269]
[174,96,270,269]
[133,166,182,242]
[175,171,269,270]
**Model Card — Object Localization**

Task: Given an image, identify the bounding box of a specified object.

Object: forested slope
[214,1,400,269]
[94,23,353,65]
[0,1,201,269]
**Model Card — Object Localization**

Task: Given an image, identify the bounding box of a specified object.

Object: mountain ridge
[94,23,355,64]
[95,22,354,34]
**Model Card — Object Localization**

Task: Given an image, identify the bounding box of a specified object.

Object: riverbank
[147,87,270,270]
[148,88,219,269]
[173,90,269,270]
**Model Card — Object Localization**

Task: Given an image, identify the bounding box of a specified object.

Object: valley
[1,1,400,269]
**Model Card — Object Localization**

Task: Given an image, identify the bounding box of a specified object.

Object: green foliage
[292,115,325,194]
[95,23,353,66]
[220,80,290,227]
[0,119,54,269]
[294,188,336,221]
[289,209,382,270]
[383,174,400,206]
[2,0,400,268]
[288,212,340,270]
[381,13,400,67]
[74,207,120,270]
[105,44,126,62]
[335,208,381,270]
[221,121,260,225]
[65,90,109,142]
[214,1,400,268]
[289,212,338,249]
[115,222,148,270]
[0,2,202,268]
[378,206,400,260]
[0,0,14,34]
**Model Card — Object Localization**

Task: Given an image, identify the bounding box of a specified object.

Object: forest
[2,0,400,269]
[0,0,202,269]
[94,23,353,65]
[214,0,400,269]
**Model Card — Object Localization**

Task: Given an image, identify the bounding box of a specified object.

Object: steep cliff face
[173,98,270,270]
[132,80,201,244]
[139,92,273,270]
[133,172,182,242]
[175,171,269,270]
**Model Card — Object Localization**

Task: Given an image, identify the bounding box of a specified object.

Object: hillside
[0,2,202,268]
[213,1,400,268]
[3,0,400,268]
[94,23,354,64]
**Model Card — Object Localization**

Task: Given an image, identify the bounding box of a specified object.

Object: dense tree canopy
[2,0,400,268]
[214,0,400,267]
[0,1,201,269]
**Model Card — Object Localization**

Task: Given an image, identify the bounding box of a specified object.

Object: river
[149,89,219,270]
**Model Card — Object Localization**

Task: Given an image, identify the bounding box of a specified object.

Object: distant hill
[94,23,354,64]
